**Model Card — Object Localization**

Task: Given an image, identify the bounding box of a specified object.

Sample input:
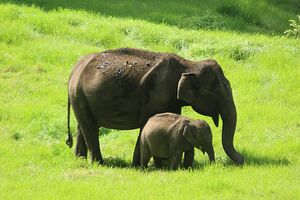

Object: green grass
[0,2,300,200]
[1,0,299,35]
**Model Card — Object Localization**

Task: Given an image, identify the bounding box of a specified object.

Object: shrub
[284,15,300,38]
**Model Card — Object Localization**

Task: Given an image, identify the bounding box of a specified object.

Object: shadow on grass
[103,157,131,168]
[102,157,210,171]
[243,151,290,166]
[102,157,198,171]
[216,150,291,167]
[101,150,290,170]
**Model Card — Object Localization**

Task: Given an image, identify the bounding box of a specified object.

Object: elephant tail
[66,95,73,148]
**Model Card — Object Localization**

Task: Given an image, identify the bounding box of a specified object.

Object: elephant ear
[177,73,197,104]
[177,66,221,102]
[139,56,182,123]
[177,62,223,127]
[182,122,195,142]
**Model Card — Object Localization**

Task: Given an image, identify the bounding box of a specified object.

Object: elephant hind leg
[75,125,87,158]
[140,144,151,169]
[71,96,103,164]
[80,125,103,164]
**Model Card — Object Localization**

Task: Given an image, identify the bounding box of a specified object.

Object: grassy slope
[1,0,299,35]
[0,3,300,200]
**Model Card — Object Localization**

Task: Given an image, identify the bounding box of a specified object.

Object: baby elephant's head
[183,120,215,162]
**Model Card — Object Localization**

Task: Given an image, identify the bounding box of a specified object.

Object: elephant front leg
[170,151,183,170]
[132,132,141,167]
[183,148,194,168]
[71,95,103,164]
[75,125,87,158]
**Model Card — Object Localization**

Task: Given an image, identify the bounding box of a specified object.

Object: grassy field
[1,0,300,34]
[0,1,300,199]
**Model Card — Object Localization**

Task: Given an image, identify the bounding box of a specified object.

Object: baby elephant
[140,113,215,170]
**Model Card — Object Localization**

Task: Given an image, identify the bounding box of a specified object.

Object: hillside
[1,0,299,34]
[0,2,300,200]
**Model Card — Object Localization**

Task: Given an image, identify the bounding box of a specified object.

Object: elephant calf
[140,113,215,170]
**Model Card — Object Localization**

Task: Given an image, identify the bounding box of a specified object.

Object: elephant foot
[75,143,88,159]
[92,159,104,165]
[75,125,88,158]
[132,154,140,167]
[91,152,104,165]
[95,158,104,165]
[183,149,194,168]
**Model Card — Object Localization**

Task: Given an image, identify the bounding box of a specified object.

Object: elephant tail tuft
[66,95,73,148]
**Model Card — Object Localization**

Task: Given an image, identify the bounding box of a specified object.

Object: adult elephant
[67,48,244,165]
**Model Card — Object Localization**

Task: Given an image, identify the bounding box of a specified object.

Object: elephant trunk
[219,97,244,164]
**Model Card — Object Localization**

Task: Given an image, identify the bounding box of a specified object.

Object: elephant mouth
[191,105,220,127]
[197,146,215,162]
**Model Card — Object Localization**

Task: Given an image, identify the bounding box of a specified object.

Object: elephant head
[183,120,215,162]
[177,60,244,164]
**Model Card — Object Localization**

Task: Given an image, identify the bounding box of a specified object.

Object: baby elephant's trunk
[206,146,215,162]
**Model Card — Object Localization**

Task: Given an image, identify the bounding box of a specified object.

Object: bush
[284,15,300,38]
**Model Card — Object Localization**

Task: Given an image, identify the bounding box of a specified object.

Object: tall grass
[0,3,299,200]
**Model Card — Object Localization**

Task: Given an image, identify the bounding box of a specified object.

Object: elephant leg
[75,125,87,158]
[71,97,103,164]
[170,151,183,170]
[140,144,151,169]
[183,148,194,168]
[132,131,142,167]
[153,157,163,168]
[80,125,103,164]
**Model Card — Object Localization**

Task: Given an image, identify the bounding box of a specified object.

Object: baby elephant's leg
[170,151,183,170]
[153,157,163,168]
[140,144,151,169]
[183,148,194,168]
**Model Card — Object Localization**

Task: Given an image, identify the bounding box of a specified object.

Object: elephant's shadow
[102,157,131,168]
[236,150,290,166]
[102,150,291,170]
[204,150,291,167]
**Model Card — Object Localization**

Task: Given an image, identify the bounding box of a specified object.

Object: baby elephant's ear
[182,122,194,139]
